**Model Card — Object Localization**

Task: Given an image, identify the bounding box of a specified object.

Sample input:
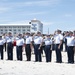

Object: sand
[0,47,75,75]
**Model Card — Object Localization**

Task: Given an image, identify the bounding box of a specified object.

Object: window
[1,32,3,34]
[5,29,7,31]
[18,29,21,31]
[13,26,16,28]
[14,32,16,34]
[0,26,3,28]
[22,26,25,28]
[18,26,20,28]
[9,29,12,31]
[14,29,16,31]
[23,30,25,31]
[27,29,30,31]
[1,29,3,31]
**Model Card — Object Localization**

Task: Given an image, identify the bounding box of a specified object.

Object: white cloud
[0,0,61,8]
[43,21,54,26]
[20,0,60,7]
[65,14,72,17]
[8,20,30,24]
[0,0,8,1]
[0,0,61,13]
[25,11,47,16]
[0,7,11,13]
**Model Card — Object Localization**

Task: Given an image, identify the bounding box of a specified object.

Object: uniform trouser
[16,46,23,61]
[45,45,52,62]
[34,44,42,62]
[0,45,3,60]
[67,46,74,63]
[65,38,67,51]
[7,42,13,60]
[25,44,31,61]
[55,44,62,63]
[60,42,63,51]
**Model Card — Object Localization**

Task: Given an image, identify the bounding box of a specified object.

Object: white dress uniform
[24,35,32,61]
[33,36,43,62]
[6,36,14,60]
[25,36,32,44]
[66,36,75,63]
[34,36,43,44]
[54,34,63,44]
[16,37,24,61]
[44,38,52,62]
[44,38,52,45]
[0,38,5,60]
[66,36,75,46]
[16,37,24,46]
[54,34,63,63]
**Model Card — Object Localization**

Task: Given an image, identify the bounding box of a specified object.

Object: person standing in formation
[24,32,33,61]
[64,31,69,52]
[2,33,7,52]
[6,32,14,60]
[73,31,75,54]
[33,31,43,62]
[66,31,75,64]
[44,34,52,62]
[54,30,63,63]
[16,34,24,61]
[0,35,5,60]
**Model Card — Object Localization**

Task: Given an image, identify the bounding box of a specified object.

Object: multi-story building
[30,19,43,33]
[0,19,43,35]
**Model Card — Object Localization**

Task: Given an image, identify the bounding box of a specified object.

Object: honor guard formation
[0,30,75,64]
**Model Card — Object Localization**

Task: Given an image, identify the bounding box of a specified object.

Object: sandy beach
[0,47,75,75]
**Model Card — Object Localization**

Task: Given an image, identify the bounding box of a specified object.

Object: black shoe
[55,61,62,63]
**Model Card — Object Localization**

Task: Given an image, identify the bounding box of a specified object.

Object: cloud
[43,21,54,26]
[21,0,59,6]
[0,7,11,13]
[0,19,12,24]
[22,11,48,16]
[0,0,61,8]
[0,0,61,13]
[64,14,72,17]
[7,20,30,24]
[0,0,8,1]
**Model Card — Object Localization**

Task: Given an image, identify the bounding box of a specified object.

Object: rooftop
[0,24,31,26]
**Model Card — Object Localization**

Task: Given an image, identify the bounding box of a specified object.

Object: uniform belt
[55,44,59,45]
[17,45,22,47]
[0,45,3,46]
[7,42,12,44]
[68,46,74,47]
[26,44,30,45]
[45,45,51,46]
[34,44,40,45]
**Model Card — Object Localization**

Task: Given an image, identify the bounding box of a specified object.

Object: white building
[0,19,43,35]
[30,19,43,33]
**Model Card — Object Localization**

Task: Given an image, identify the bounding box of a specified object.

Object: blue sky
[0,0,75,34]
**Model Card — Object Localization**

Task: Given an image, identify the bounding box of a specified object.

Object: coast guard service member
[64,31,69,52]
[54,30,63,63]
[16,34,24,61]
[33,31,43,62]
[0,35,5,60]
[66,32,75,64]
[24,32,32,61]
[2,33,7,52]
[6,32,14,60]
[44,34,52,62]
